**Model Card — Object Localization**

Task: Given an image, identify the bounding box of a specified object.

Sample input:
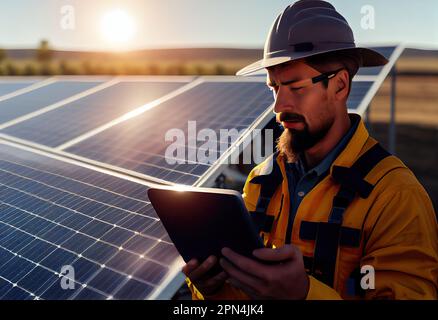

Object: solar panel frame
[58,76,272,184]
[0,81,38,97]
[351,44,405,115]
[0,79,120,132]
[53,77,204,151]
[0,78,58,104]
[1,79,193,147]
[0,80,106,125]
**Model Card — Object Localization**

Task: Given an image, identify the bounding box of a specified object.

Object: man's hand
[220,245,309,300]
[182,256,228,296]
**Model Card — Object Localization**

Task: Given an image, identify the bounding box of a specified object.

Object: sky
[0,0,437,51]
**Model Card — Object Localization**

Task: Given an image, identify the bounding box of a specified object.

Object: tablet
[147,186,264,269]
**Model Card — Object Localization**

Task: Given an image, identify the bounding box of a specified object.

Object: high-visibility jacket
[187,115,438,300]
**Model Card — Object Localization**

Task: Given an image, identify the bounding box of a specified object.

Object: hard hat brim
[236,47,389,76]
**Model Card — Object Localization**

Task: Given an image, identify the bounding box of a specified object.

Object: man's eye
[290,86,303,91]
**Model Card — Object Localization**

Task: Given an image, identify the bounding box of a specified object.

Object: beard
[276,112,332,162]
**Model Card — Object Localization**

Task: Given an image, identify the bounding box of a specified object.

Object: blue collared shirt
[285,116,360,226]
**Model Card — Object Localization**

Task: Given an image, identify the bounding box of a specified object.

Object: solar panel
[0,45,405,301]
[352,45,404,115]
[0,142,181,300]
[63,80,274,185]
[0,46,402,188]
[0,82,36,97]
[0,81,103,125]
[58,67,392,185]
[1,81,189,147]
[347,81,374,110]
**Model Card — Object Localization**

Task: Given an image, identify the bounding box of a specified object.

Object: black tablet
[147,186,264,268]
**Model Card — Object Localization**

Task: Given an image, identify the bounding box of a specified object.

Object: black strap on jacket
[249,151,283,233]
[248,144,390,290]
[300,143,390,287]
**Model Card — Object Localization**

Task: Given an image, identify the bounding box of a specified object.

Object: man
[183,0,438,299]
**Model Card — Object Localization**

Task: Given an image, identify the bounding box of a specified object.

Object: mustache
[276,112,306,123]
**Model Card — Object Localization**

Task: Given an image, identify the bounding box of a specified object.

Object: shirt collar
[297,114,360,177]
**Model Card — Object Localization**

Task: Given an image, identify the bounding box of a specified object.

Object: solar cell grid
[0,143,179,300]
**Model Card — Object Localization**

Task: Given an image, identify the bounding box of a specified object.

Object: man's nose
[273,86,296,114]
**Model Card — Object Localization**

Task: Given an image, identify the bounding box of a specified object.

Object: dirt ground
[369,75,438,127]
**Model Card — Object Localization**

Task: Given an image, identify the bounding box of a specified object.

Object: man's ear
[335,70,349,100]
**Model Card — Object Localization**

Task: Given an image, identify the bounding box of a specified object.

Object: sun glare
[100,9,136,46]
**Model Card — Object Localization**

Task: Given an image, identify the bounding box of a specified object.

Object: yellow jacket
[188,116,438,300]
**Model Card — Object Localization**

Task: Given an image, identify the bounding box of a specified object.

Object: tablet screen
[148,186,264,266]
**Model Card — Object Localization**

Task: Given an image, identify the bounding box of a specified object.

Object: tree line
[0,40,236,76]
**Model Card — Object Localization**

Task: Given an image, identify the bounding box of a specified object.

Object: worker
[183,0,438,300]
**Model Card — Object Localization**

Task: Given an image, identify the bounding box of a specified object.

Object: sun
[100,9,136,45]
